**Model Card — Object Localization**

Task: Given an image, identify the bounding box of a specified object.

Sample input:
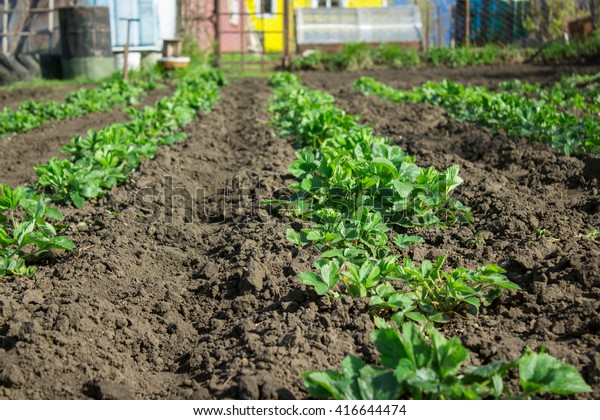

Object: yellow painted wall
[346,0,385,7]
[244,0,385,52]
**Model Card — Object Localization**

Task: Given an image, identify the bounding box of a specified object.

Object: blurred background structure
[0,0,598,79]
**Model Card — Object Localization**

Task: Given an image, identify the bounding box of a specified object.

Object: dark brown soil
[300,62,600,90]
[1,65,599,399]
[0,84,96,111]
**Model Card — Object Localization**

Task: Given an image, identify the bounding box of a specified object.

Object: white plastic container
[114,51,142,71]
[158,56,191,70]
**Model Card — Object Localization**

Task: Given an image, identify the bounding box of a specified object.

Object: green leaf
[372,324,412,369]
[398,162,422,180]
[477,265,521,290]
[406,367,440,394]
[80,185,101,199]
[20,232,50,248]
[285,228,304,246]
[371,157,399,178]
[297,272,326,294]
[405,312,428,323]
[429,328,469,378]
[341,355,366,380]
[321,260,341,287]
[306,230,322,241]
[302,370,345,400]
[391,180,414,198]
[321,249,345,259]
[0,184,24,210]
[0,228,15,247]
[70,193,85,209]
[387,293,415,309]
[395,358,417,383]
[37,221,57,236]
[394,234,425,248]
[43,207,64,220]
[297,261,341,296]
[14,220,36,246]
[357,366,401,400]
[427,312,451,324]
[48,236,76,251]
[519,348,592,396]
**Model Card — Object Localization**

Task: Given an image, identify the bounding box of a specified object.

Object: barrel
[59,6,115,80]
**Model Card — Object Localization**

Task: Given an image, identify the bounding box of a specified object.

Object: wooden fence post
[214,0,220,67]
[424,1,431,51]
[465,0,470,47]
[283,0,290,69]
[437,4,442,47]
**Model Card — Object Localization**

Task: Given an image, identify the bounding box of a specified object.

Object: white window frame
[310,0,346,7]
[228,0,240,25]
[255,0,277,18]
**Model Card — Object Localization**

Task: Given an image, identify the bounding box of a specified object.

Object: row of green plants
[267,72,591,399]
[353,76,600,156]
[534,31,600,63]
[291,32,600,72]
[499,71,600,115]
[0,70,161,136]
[0,69,225,277]
[268,73,510,323]
[292,43,529,72]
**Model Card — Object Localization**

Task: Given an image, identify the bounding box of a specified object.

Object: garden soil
[1,64,599,399]
[0,87,174,188]
[0,84,95,111]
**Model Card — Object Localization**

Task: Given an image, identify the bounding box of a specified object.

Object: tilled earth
[0,84,94,111]
[1,64,599,399]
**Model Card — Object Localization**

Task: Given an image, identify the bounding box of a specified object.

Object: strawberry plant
[34,70,224,209]
[270,76,472,230]
[35,158,115,208]
[290,43,529,71]
[303,321,592,400]
[298,254,518,324]
[354,76,600,155]
[499,73,600,115]
[0,71,160,137]
[369,256,518,324]
[269,73,591,400]
[269,73,512,324]
[290,209,390,258]
[2,69,224,277]
[0,184,74,276]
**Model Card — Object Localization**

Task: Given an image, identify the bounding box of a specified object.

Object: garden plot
[0,64,599,399]
[304,69,599,399]
[0,87,173,188]
[0,84,87,111]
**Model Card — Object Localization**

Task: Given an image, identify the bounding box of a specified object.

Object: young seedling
[302,320,592,400]
[0,184,74,277]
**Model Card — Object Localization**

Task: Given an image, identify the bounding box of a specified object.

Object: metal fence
[4,1,597,62]
[447,0,598,48]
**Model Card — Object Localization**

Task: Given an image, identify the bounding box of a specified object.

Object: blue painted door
[84,0,157,48]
